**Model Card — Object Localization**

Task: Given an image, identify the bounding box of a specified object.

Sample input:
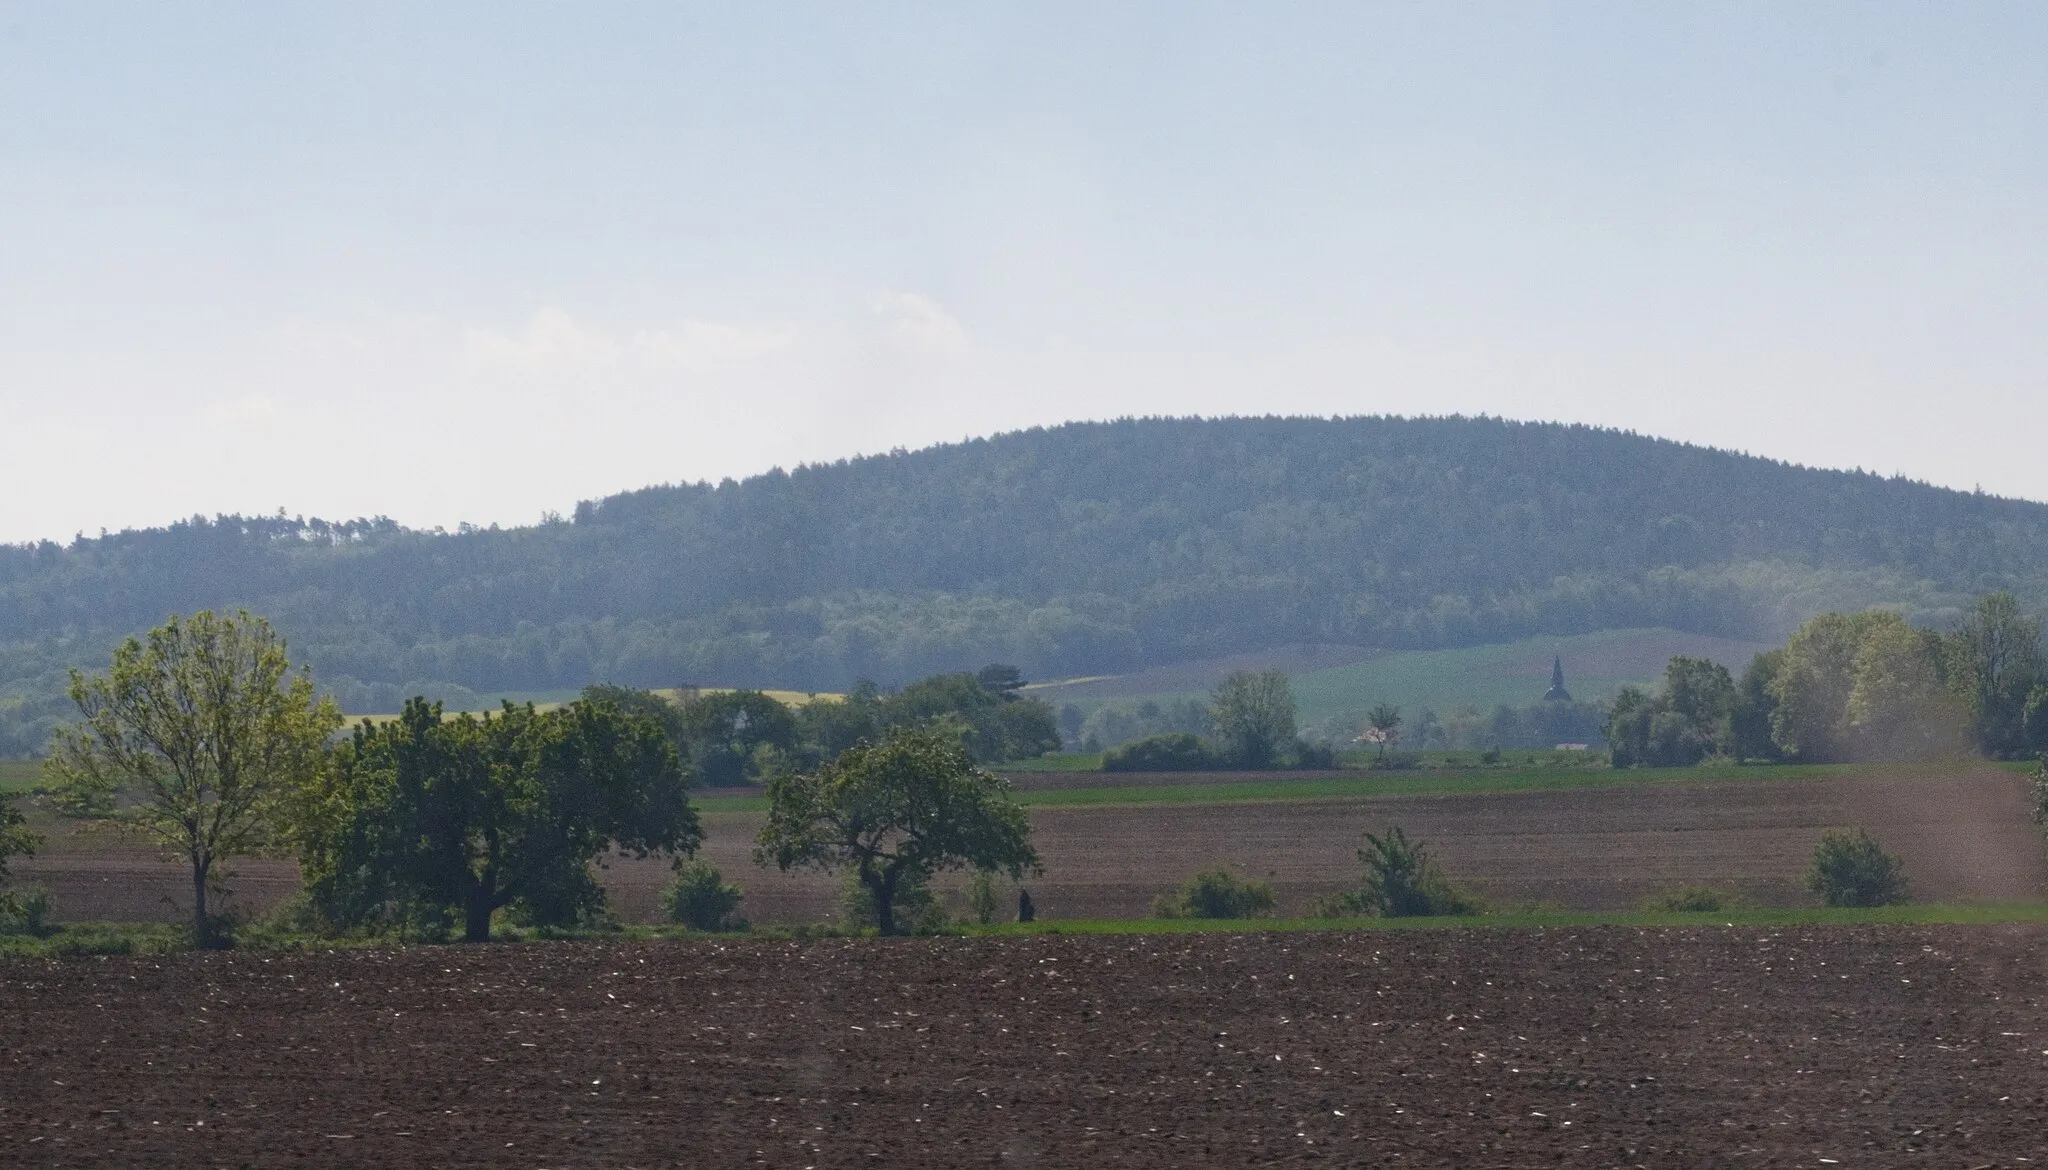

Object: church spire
[1543,653,1572,702]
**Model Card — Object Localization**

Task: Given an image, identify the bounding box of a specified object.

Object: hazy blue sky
[3,3,2045,542]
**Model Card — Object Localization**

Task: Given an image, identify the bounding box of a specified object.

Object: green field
[0,760,40,795]
[9,902,2046,960]
[694,761,1892,815]
[347,685,843,723]
[990,752,1105,772]
[962,901,2048,936]
[1287,627,1774,726]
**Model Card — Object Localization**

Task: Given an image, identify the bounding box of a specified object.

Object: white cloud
[460,308,796,376]
[207,393,277,424]
[868,290,971,356]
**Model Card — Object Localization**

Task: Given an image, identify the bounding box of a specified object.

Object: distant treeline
[1610,593,2048,766]
[589,663,1061,785]
[6,416,2048,755]
[1069,695,1608,754]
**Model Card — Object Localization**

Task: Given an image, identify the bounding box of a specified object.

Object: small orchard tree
[302,696,700,942]
[1363,704,1402,761]
[755,727,1037,935]
[0,795,40,917]
[47,611,341,947]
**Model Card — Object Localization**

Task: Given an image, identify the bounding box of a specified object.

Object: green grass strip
[960,901,2048,936]
[696,762,1881,814]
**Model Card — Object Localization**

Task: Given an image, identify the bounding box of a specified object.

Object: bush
[1806,829,1909,907]
[1153,867,1276,919]
[1290,740,1339,770]
[664,861,748,931]
[1103,733,1221,772]
[1642,884,1735,913]
[0,886,55,938]
[964,869,1002,926]
[1319,827,1479,918]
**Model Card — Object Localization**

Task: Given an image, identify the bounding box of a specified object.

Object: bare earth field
[6,925,2048,1167]
[13,766,2044,927]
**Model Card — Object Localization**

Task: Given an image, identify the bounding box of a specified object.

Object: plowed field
[7,925,2048,1167]
[13,765,2043,925]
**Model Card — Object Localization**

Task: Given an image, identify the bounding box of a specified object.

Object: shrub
[1367,751,1423,772]
[0,886,55,938]
[1102,733,1221,772]
[1291,740,1339,770]
[2030,752,2048,825]
[664,861,748,931]
[1806,829,1909,907]
[1319,827,1479,917]
[964,869,1002,926]
[1642,884,1735,913]
[1152,867,1276,919]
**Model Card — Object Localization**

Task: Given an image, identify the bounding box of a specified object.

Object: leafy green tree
[581,683,688,746]
[796,679,888,762]
[1846,616,1960,760]
[2028,689,2048,756]
[47,611,341,947]
[1770,611,1891,763]
[679,689,799,787]
[754,727,1036,935]
[0,795,40,917]
[302,697,699,942]
[1945,593,2043,757]
[1210,669,1296,769]
[889,672,1061,763]
[1729,649,1784,761]
[1607,656,1736,767]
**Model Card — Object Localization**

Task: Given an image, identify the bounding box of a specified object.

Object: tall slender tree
[1209,670,1297,769]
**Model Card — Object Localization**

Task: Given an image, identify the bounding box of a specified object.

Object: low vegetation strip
[5,925,2047,1166]
[695,761,1868,814]
[961,901,2048,935]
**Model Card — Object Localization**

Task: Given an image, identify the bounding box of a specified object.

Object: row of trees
[1102,670,1338,771]
[586,664,1059,788]
[32,611,1039,945]
[1610,594,2048,766]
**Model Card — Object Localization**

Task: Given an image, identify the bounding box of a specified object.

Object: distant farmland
[1031,627,1775,729]
[347,686,842,722]
[0,760,37,795]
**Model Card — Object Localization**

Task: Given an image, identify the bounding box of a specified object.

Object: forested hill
[4,416,2047,747]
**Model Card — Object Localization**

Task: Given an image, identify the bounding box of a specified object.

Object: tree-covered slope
[3,416,2045,750]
